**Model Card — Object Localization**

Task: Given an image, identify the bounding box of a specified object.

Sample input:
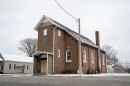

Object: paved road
[0,75,130,86]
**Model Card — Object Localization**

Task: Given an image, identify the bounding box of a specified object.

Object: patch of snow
[46,73,130,77]
[1,53,33,63]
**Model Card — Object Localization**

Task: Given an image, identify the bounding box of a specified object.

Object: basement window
[91,52,94,64]
[44,29,47,36]
[83,50,86,62]
[66,49,72,62]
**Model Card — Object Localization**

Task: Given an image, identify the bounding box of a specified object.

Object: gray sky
[0,0,130,62]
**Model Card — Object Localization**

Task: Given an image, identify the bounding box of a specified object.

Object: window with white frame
[24,64,29,70]
[44,29,47,36]
[91,52,94,64]
[14,64,16,69]
[9,64,15,70]
[58,50,60,57]
[66,49,72,62]
[102,54,105,65]
[58,30,61,36]
[83,50,86,62]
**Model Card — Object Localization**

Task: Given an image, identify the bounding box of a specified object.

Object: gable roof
[34,15,98,48]
[0,53,33,63]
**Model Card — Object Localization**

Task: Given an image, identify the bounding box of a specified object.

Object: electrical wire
[54,0,77,20]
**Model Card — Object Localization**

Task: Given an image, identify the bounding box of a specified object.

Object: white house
[0,53,33,74]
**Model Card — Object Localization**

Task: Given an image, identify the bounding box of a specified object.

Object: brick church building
[33,15,107,74]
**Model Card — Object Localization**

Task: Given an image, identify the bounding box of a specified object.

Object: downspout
[53,26,56,74]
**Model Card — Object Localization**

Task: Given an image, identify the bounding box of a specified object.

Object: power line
[54,0,77,20]
[54,0,82,74]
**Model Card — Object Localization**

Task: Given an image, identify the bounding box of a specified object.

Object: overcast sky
[0,0,130,62]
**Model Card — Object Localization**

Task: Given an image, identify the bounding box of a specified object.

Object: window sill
[66,60,72,62]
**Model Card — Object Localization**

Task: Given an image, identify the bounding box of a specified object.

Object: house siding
[3,61,33,74]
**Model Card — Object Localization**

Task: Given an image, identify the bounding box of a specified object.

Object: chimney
[95,31,100,47]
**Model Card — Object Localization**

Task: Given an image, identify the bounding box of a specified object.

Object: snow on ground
[46,73,130,77]
[0,73,130,77]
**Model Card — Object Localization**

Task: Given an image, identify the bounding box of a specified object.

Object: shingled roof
[34,15,98,48]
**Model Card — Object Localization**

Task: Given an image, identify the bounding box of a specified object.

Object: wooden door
[41,60,47,74]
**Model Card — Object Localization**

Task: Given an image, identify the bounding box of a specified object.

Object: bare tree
[102,45,118,62]
[18,38,37,57]
[102,45,125,72]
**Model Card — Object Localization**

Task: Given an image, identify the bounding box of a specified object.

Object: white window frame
[66,49,72,62]
[91,52,94,64]
[58,30,61,36]
[44,29,47,36]
[83,50,86,63]
[102,54,105,65]
[58,50,60,57]
[9,64,15,70]
[24,64,29,70]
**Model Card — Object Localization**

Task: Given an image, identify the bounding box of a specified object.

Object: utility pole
[78,18,82,75]
[54,0,82,75]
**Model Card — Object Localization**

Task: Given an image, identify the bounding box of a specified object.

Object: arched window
[102,54,105,65]
[82,50,86,62]
[91,52,94,64]
[44,29,47,36]
[66,49,72,62]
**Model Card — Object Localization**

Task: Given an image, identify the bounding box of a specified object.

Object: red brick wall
[89,47,98,71]
[54,28,65,73]
[53,28,79,74]
[64,33,79,74]
[37,23,106,74]
[101,51,107,73]
[81,45,89,73]
[38,25,53,53]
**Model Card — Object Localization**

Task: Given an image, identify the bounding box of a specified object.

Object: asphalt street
[0,75,130,86]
